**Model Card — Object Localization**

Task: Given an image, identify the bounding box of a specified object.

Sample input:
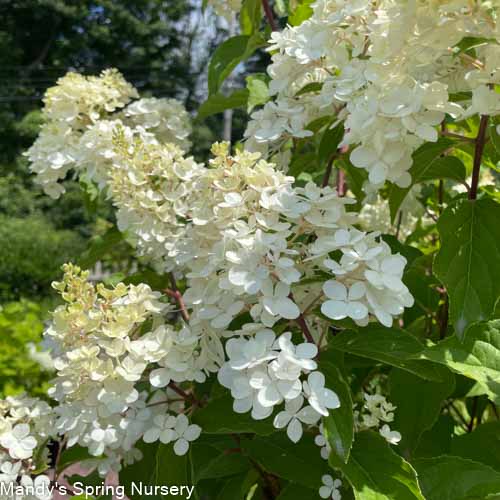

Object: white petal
[276,298,301,319]
[184,424,202,442]
[273,411,292,429]
[286,418,303,443]
[295,343,318,359]
[321,300,348,320]
[174,438,189,456]
[323,280,347,300]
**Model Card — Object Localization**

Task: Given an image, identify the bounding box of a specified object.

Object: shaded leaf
[192,393,275,435]
[451,422,500,472]
[198,89,249,119]
[388,139,458,221]
[329,326,444,381]
[418,320,500,403]
[413,455,500,500]
[389,368,455,458]
[329,431,424,500]
[319,359,354,463]
[242,433,329,489]
[434,196,500,338]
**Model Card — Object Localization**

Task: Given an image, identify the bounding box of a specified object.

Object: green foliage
[388,139,466,220]
[0,215,84,300]
[413,456,500,500]
[192,393,275,435]
[320,359,354,463]
[434,197,500,338]
[389,368,455,458]
[419,320,500,404]
[0,300,52,397]
[208,34,266,95]
[329,431,424,500]
[198,90,250,119]
[329,325,444,381]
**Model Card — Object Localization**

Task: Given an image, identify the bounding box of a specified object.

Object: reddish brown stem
[288,293,315,344]
[261,0,277,31]
[469,115,489,200]
[165,272,190,322]
[336,168,346,196]
[168,382,201,407]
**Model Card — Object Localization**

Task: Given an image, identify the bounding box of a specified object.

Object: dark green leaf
[57,445,95,473]
[329,326,444,381]
[329,431,424,499]
[319,359,354,463]
[388,139,458,221]
[276,484,318,499]
[418,320,500,403]
[451,422,500,472]
[434,197,500,338]
[192,393,275,435]
[318,123,344,167]
[414,415,455,459]
[208,34,265,95]
[413,455,500,500]
[389,368,455,458]
[242,433,329,489]
[191,443,251,482]
[119,441,188,499]
[197,89,249,119]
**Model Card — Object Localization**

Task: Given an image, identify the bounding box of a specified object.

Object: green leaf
[208,34,265,95]
[389,368,455,458]
[288,0,314,26]
[329,326,444,381]
[119,441,188,499]
[317,123,344,168]
[276,484,318,499]
[197,89,249,119]
[414,415,455,459]
[434,196,500,338]
[192,393,275,435]
[450,422,500,472]
[329,431,424,500]
[191,443,251,482]
[418,320,500,403]
[246,74,269,112]
[489,120,500,159]
[240,0,262,35]
[319,359,354,463]
[57,445,95,473]
[388,139,459,221]
[78,227,123,268]
[242,433,329,489]
[413,455,500,500]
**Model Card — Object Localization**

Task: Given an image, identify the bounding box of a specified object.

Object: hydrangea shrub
[3,1,500,499]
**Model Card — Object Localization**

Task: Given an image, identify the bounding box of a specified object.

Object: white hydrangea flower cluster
[355,393,401,445]
[0,394,55,500]
[45,264,212,474]
[319,474,342,500]
[25,69,191,198]
[245,0,500,191]
[218,330,330,441]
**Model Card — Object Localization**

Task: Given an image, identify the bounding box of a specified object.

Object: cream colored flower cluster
[245,0,500,192]
[0,395,55,499]
[26,70,191,198]
[44,264,216,474]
